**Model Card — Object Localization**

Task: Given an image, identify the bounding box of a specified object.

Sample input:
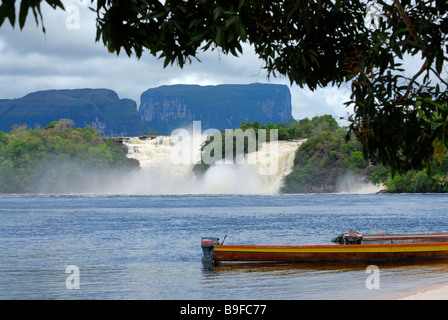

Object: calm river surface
[0,193,448,300]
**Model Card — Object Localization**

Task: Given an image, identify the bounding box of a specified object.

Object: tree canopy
[0,120,138,193]
[1,0,447,174]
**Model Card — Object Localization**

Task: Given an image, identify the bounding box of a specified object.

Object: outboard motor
[201,237,219,268]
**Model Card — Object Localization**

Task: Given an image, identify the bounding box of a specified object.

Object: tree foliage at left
[0,120,138,193]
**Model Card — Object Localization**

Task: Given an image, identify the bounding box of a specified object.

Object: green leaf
[213,7,221,21]
[436,51,444,75]
[237,0,245,10]
[163,56,171,68]
[19,0,30,29]
[0,0,16,27]
[236,20,247,41]
[215,26,224,46]
[225,15,238,29]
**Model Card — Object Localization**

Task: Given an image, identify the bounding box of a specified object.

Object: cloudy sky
[0,1,354,122]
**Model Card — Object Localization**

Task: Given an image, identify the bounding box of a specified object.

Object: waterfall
[125,136,196,180]
[123,136,304,194]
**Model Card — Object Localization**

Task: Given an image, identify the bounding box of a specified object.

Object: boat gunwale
[215,241,448,250]
[363,236,448,240]
[363,232,448,236]
[361,232,448,241]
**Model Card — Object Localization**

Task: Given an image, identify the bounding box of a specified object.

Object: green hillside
[281,116,448,193]
[0,120,139,193]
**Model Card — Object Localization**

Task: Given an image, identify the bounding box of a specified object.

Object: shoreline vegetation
[0,119,139,193]
[0,116,447,194]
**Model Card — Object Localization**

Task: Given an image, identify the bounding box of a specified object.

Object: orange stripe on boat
[214,242,448,254]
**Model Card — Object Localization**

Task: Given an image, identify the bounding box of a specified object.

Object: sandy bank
[397,283,448,300]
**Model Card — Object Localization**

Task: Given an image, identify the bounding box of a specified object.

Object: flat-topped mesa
[0,89,146,137]
[138,83,293,135]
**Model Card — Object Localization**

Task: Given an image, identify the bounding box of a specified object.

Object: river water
[0,193,447,300]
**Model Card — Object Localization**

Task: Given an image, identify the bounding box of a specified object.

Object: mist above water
[336,172,385,194]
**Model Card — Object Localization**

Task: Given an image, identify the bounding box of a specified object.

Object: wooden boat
[201,231,448,266]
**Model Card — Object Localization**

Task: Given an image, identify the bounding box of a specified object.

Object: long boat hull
[213,242,448,263]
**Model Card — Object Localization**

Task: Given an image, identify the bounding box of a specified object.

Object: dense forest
[0,120,138,193]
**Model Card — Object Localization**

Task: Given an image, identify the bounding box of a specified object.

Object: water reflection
[202,260,448,300]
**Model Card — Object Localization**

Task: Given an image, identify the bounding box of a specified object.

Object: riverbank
[397,282,448,300]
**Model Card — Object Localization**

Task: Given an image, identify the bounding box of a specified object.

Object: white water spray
[336,172,385,194]
[123,136,304,194]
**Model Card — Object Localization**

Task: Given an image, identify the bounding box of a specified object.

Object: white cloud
[289,85,353,123]
[0,0,351,123]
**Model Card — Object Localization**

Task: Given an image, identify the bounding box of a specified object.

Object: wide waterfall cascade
[125,136,197,180]
[123,136,305,194]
